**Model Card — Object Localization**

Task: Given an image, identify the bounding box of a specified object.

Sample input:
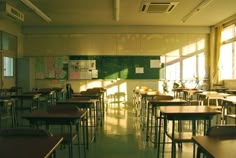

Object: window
[166,62,180,81]
[3,56,14,77]
[198,53,206,79]
[182,56,196,80]
[163,39,206,87]
[219,23,236,80]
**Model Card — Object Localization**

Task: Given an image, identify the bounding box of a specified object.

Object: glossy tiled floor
[56,103,195,158]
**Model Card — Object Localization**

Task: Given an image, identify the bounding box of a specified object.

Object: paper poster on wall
[91,69,98,78]
[47,71,56,78]
[150,59,161,68]
[35,72,44,79]
[70,71,80,80]
[135,67,144,74]
[78,60,96,70]
[69,60,96,79]
[35,56,68,80]
[80,70,92,79]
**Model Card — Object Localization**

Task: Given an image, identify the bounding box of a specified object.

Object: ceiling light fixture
[182,0,213,23]
[114,0,120,21]
[20,0,51,22]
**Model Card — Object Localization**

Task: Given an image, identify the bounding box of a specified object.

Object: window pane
[234,41,236,78]
[3,56,14,77]
[166,50,180,62]
[197,39,205,51]
[182,43,196,56]
[221,25,235,42]
[166,62,180,80]
[182,56,196,80]
[198,53,206,79]
[219,43,233,80]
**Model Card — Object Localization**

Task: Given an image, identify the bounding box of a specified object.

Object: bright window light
[4,56,14,77]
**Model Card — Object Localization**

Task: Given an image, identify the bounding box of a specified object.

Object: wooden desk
[147,99,187,146]
[138,91,159,132]
[226,89,236,95]
[57,98,97,143]
[198,91,230,106]
[158,106,221,158]
[71,94,103,126]
[222,96,236,124]
[27,89,56,105]
[11,93,41,111]
[22,108,87,158]
[182,89,203,101]
[192,136,236,158]
[0,136,63,158]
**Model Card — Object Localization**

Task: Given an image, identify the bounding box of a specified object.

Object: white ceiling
[2,0,236,27]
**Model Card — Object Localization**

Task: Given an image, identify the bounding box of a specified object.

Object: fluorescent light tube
[182,0,213,23]
[114,0,120,21]
[21,0,51,22]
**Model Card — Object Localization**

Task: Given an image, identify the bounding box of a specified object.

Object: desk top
[223,96,236,104]
[192,136,236,158]
[148,99,187,106]
[11,93,41,99]
[27,90,55,95]
[23,109,87,124]
[199,92,230,98]
[73,93,100,98]
[159,106,221,120]
[0,136,63,158]
[57,98,96,108]
[226,89,236,94]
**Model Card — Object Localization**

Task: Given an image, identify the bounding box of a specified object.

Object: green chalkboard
[69,56,160,79]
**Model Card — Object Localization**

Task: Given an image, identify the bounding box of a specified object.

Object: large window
[3,56,14,77]
[163,39,206,88]
[219,23,236,80]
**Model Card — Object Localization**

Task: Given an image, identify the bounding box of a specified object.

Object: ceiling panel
[1,0,236,27]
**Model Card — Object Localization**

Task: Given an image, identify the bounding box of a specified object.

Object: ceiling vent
[139,1,179,13]
[0,2,24,22]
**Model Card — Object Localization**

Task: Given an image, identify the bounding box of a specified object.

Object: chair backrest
[207,125,236,137]
[0,128,52,137]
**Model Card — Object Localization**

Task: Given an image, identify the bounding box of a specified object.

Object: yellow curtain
[212,25,223,85]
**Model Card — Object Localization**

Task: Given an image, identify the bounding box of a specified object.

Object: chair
[109,92,126,108]
[149,95,174,146]
[66,84,73,99]
[197,125,236,157]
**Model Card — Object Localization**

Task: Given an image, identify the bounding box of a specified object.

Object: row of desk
[0,87,106,158]
[133,87,236,158]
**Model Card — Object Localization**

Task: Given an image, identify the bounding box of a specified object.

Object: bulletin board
[35,56,69,80]
[69,55,161,79]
